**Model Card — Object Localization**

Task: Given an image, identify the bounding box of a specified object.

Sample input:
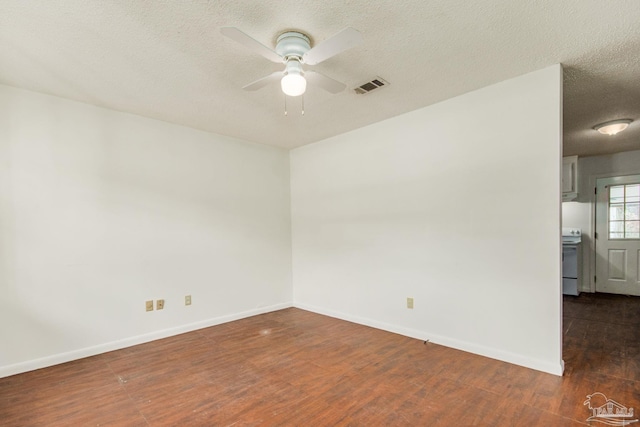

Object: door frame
[589,172,640,293]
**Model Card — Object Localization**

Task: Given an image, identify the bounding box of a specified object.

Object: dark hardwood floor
[1,293,639,426]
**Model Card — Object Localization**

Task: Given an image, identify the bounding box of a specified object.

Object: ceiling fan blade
[242,71,282,91]
[305,71,346,94]
[303,27,363,65]
[221,27,283,63]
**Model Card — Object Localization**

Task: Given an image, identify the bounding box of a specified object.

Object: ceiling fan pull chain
[284,94,288,116]
[302,94,305,115]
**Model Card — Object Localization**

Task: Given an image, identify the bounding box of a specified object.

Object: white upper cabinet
[562,156,578,201]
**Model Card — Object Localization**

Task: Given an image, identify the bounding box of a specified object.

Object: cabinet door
[562,156,577,194]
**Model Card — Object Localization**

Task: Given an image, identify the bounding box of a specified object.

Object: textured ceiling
[1,1,639,156]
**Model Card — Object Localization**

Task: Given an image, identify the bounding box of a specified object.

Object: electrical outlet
[407,297,414,309]
[145,300,154,312]
[156,299,165,310]
[185,295,192,306]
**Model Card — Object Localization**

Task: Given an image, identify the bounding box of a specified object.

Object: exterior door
[595,175,640,295]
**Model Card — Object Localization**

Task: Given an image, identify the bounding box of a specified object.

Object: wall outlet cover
[156,299,165,310]
[145,300,154,312]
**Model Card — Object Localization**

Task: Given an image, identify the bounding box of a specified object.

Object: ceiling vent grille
[353,77,389,94]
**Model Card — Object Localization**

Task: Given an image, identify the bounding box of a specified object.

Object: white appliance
[562,228,582,296]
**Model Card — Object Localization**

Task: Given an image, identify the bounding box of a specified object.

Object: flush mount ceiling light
[594,119,633,136]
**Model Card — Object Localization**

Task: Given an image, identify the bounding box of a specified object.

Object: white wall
[0,85,292,377]
[562,149,640,292]
[0,65,565,378]
[291,65,563,375]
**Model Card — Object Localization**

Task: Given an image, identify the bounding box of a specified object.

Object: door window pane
[626,203,639,220]
[626,221,640,238]
[609,184,640,239]
[611,205,625,220]
[626,185,640,203]
[610,221,624,233]
[610,186,625,204]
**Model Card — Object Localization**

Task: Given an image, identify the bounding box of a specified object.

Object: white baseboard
[293,302,564,377]
[2,301,564,378]
[0,302,293,379]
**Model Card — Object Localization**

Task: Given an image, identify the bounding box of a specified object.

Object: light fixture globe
[594,119,633,136]
[281,60,306,97]
[281,72,306,97]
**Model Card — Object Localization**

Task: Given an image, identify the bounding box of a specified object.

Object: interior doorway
[594,175,640,295]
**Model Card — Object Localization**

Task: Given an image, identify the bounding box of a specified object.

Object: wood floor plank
[1,294,639,425]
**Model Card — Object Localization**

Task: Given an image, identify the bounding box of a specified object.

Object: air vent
[353,77,389,94]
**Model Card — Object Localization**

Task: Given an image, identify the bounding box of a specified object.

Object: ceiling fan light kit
[594,119,633,136]
[281,60,306,97]
[221,26,363,108]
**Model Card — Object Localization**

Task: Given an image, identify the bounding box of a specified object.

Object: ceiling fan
[220,26,363,97]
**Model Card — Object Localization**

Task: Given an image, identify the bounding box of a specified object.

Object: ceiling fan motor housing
[276,32,311,61]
